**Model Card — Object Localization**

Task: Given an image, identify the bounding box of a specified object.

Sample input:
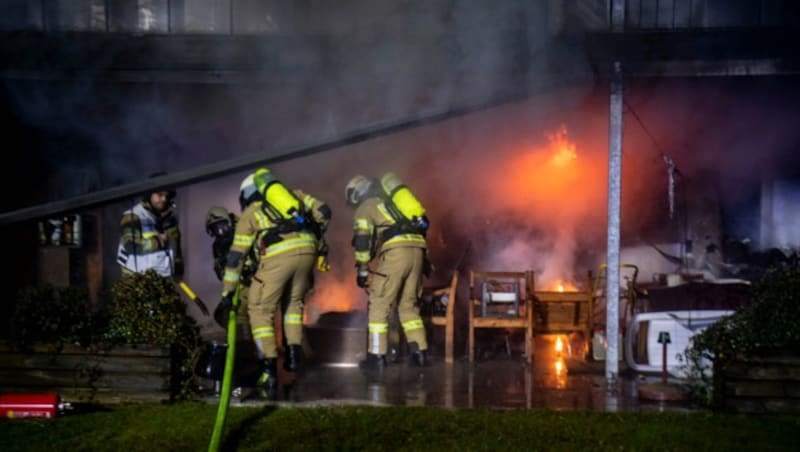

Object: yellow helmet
[345,175,371,206]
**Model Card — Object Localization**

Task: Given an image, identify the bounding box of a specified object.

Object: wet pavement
[199,338,699,413]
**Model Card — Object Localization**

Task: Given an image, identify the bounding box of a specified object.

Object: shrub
[6,272,202,400]
[684,268,800,405]
[108,271,202,399]
[8,285,102,346]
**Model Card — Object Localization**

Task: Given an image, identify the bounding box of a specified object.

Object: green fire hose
[208,284,240,452]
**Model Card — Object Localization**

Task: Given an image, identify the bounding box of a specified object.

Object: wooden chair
[468,271,533,363]
[422,272,458,363]
[530,271,594,355]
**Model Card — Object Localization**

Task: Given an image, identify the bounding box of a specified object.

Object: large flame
[257,106,659,328]
[502,125,589,214]
[486,125,607,279]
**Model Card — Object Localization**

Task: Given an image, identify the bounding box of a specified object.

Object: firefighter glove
[213,291,236,328]
[356,266,370,288]
[221,290,236,308]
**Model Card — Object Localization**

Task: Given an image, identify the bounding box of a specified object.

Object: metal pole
[606,61,623,381]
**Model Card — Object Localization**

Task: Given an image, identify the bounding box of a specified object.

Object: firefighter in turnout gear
[207,174,263,329]
[206,206,237,282]
[206,199,259,329]
[117,184,183,278]
[219,168,331,395]
[346,173,430,372]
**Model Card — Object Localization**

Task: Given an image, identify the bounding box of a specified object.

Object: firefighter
[346,173,430,371]
[207,204,258,332]
[218,168,331,394]
[206,206,237,282]
[207,174,264,328]
[117,180,183,278]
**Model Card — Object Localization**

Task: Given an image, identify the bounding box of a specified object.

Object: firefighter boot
[284,344,304,373]
[359,353,386,373]
[408,342,428,368]
[257,358,278,399]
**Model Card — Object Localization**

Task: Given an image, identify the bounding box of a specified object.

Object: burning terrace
[1,0,800,423]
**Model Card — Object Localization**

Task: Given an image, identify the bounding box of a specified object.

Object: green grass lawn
[1,403,798,451]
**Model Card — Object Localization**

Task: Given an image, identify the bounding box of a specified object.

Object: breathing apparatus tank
[379,172,428,231]
[253,168,306,226]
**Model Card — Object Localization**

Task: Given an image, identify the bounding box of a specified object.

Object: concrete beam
[0,86,546,225]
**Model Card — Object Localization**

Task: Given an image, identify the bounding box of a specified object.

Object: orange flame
[548,125,577,168]
[554,357,567,389]
[500,124,604,223]
[305,280,367,325]
[555,336,564,353]
[546,279,579,292]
